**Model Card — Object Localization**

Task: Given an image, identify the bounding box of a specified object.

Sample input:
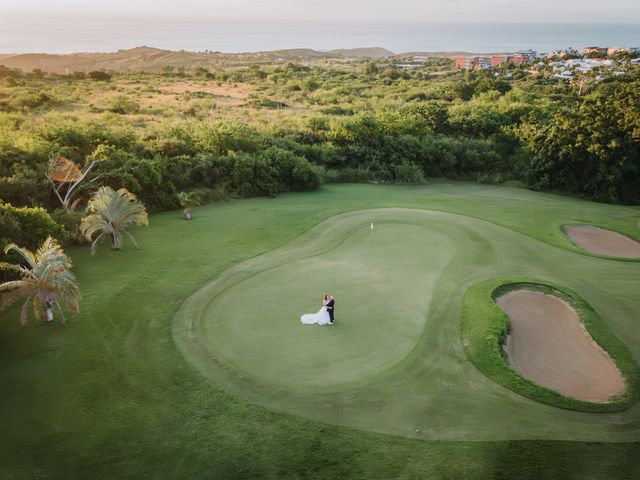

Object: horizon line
[3,43,636,57]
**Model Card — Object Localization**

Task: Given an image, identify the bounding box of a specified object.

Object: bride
[300,294,332,325]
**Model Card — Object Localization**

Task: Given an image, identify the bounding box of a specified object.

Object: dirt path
[497,289,625,403]
[566,225,640,258]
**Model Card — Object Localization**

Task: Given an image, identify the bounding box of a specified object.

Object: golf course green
[175,206,640,441]
[2,183,640,478]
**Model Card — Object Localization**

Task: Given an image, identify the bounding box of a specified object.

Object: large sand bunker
[497,289,625,403]
[566,225,640,258]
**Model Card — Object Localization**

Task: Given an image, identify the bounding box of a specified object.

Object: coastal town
[451,46,640,81]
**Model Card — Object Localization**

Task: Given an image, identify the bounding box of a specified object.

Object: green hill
[0,46,394,73]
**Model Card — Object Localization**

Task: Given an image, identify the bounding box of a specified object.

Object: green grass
[1,182,640,479]
[461,279,639,412]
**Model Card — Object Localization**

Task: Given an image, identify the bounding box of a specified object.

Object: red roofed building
[491,54,509,66]
[455,56,477,70]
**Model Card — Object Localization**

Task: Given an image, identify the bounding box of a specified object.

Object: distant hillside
[397,51,504,58]
[0,46,395,73]
[267,48,328,58]
[328,47,395,58]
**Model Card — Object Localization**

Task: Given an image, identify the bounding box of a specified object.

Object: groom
[326,295,335,323]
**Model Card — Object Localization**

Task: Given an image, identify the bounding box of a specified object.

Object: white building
[515,50,538,60]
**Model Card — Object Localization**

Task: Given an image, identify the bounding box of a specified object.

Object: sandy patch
[497,289,625,403]
[566,225,640,258]
[161,81,251,105]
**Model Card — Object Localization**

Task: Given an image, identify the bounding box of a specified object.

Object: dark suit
[326,299,335,322]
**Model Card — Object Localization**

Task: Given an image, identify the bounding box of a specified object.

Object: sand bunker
[497,289,625,403]
[566,225,640,258]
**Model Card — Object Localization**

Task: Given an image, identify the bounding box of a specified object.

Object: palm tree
[0,237,80,326]
[177,191,202,220]
[80,186,149,255]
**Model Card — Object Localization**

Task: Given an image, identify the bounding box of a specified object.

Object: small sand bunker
[566,225,640,258]
[497,289,625,403]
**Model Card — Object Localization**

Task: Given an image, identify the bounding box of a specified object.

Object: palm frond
[0,288,27,310]
[0,280,29,292]
[80,213,109,241]
[0,261,24,273]
[20,296,32,327]
[123,230,140,250]
[177,191,202,209]
[90,231,107,256]
[3,243,37,268]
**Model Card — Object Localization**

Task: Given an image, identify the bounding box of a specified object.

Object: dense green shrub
[0,202,64,280]
[392,161,425,184]
[108,95,140,114]
[0,64,638,253]
[249,98,288,109]
[50,208,86,244]
[88,71,112,81]
[13,92,55,110]
[0,202,63,250]
[0,164,48,207]
[258,147,320,192]
[517,77,640,204]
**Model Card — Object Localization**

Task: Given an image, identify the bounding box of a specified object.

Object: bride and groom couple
[300,294,335,325]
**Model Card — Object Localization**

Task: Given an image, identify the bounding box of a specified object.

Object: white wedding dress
[300,301,332,325]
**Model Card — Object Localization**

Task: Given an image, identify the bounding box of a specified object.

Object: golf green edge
[460,277,640,413]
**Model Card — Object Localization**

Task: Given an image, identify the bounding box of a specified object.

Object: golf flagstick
[370,221,374,242]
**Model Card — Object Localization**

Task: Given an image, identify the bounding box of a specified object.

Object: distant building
[455,56,477,70]
[582,46,608,55]
[491,54,509,66]
[392,64,420,70]
[457,50,537,70]
[509,55,530,65]
[553,71,574,80]
[548,48,579,58]
[515,50,538,60]
[477,56,491,69]
[607,47,628,55]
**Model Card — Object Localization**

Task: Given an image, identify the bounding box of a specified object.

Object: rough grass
[1,183,640,479]
[461,279,640,412]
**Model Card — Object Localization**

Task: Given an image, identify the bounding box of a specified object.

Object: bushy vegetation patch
[1,60,638,252]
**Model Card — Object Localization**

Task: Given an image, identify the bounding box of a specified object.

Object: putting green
[201,220,454,388]
[174,207,640,442]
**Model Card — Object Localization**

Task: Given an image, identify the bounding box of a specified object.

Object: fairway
[3,183,640,479]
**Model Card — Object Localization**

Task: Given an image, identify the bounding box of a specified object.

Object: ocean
[0,18,638,54]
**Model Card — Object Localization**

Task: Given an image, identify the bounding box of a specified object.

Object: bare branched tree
[45,155,105,211]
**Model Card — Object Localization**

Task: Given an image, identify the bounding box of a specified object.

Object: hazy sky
[1,1,639,53]
[3,0,640,23]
